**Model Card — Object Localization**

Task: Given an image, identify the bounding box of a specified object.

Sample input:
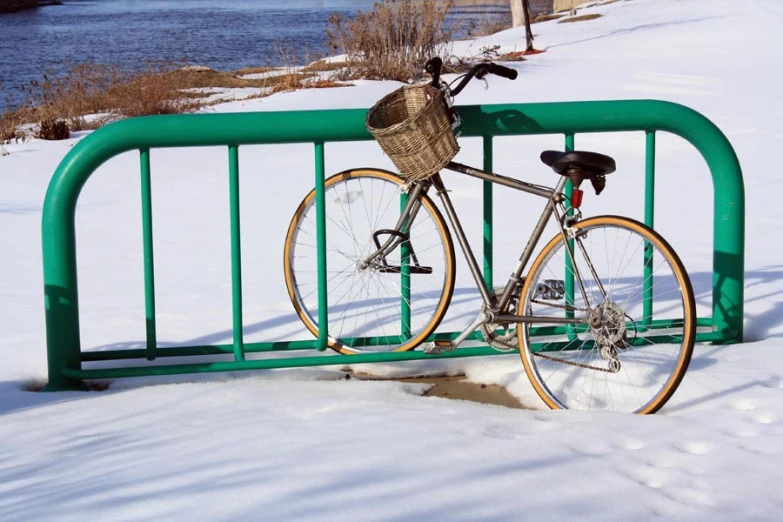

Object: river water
[0,0,551,111]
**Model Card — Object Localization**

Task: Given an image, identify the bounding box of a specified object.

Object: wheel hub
[590,301,627,347]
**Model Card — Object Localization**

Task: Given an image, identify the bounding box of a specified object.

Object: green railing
[42,100,744,391]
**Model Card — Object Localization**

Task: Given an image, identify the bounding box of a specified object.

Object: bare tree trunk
[522,0,534,51]
[511,0,535,51]
[510,0,524,27]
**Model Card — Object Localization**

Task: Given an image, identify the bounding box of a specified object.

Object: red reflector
[572,189,584,208]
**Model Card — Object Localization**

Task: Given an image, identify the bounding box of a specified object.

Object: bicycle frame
[361,160,594,328]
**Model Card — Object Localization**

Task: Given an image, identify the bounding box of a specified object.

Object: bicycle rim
[518,216,695,414]
[284,169,455,354]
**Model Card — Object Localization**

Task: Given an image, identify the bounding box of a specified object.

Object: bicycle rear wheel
[284,168,455,354]
[518,216,695,414]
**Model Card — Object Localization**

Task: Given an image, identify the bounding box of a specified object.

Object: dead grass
[0,0,515,143]
[0,57,353,142]
[302,60,349,73]
[232,66,276,76]
[326,0,453,81]
[37,118,70,140]
[0,62,206,141]
[558,13,604,23]
[534,13,564,23]
[496,51,528,62]
[311,79,351,89]
[0,113,25,143]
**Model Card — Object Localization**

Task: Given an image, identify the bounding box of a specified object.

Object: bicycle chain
[484,300,585,352]
[533,351,615,373]
[530,298,585,312]
[484,299,613,372]
[527,299,614,372]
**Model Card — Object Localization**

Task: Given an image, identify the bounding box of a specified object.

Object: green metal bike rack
[41,100,744,391]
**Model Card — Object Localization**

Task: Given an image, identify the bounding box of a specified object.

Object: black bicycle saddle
[540,150,616,176]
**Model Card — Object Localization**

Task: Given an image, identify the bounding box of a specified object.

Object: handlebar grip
[489,63,518,80]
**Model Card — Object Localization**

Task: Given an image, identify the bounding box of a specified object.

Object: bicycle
[283,57,695,414]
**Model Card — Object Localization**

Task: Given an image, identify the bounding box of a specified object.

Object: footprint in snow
[722,426,756,438]
[730,400,756,411]
[612,439,646,451]
[676,441,711,455]
[754,413,775,425]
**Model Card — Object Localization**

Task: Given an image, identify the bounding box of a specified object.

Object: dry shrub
[21,64,118,126]
[1,62,203,141]
[327,0,453,81]
[267,44,310,93]
[0,50,347,143]
[0,112,24,143]
[110,63,201,117]
[36,118,69,140]
[264,44,354,93]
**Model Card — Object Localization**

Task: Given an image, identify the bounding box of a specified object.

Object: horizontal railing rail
[42,100,744,390]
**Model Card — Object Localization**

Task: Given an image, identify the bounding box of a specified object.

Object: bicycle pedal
[535,279,565,300]
[423,340,455,355]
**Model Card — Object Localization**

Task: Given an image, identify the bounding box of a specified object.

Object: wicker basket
[366,84,459,181]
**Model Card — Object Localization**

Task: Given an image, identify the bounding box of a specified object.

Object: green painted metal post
[643,131,656,324]
[40,100,745,390]
[228,145,245,361]
[314,142,328,351]
[400,192,412,339]
[483,136,493,291]
[140,149,157,361]
[564,134,575,322]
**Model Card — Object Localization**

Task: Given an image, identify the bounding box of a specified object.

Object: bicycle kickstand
[423,310,488,355]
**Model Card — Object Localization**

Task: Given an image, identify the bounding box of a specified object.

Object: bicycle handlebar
[424,57,517,97]
[488,63,518,81]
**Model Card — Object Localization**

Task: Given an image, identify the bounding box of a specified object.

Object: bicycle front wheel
[518,216,695,414]
[284,168,455,354]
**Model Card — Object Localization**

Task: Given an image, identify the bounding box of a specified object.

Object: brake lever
[475,66,491,89]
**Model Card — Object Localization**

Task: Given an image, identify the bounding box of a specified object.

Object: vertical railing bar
[482,136,493,292]
[643,131,656,325]
[228,145,245,361]
[564,134,575,326]
[400,192,411,339]
[140,148,157,361]
[314,142,329,351]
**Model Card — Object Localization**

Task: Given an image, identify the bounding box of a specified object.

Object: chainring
[481,286,521,352]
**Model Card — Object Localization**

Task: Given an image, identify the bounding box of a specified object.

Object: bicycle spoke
[285,171,453,353]
[520,218,693,414]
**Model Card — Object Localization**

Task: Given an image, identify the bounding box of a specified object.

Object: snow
[2,0,783,519]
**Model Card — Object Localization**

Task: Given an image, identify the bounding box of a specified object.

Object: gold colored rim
[517,215,695,414]
[283,168,455,355]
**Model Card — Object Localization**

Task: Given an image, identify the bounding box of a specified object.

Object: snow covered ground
[2,0,783,519]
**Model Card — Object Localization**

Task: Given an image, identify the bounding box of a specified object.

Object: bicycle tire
[518,216,695,414]
[284,168,456,354]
